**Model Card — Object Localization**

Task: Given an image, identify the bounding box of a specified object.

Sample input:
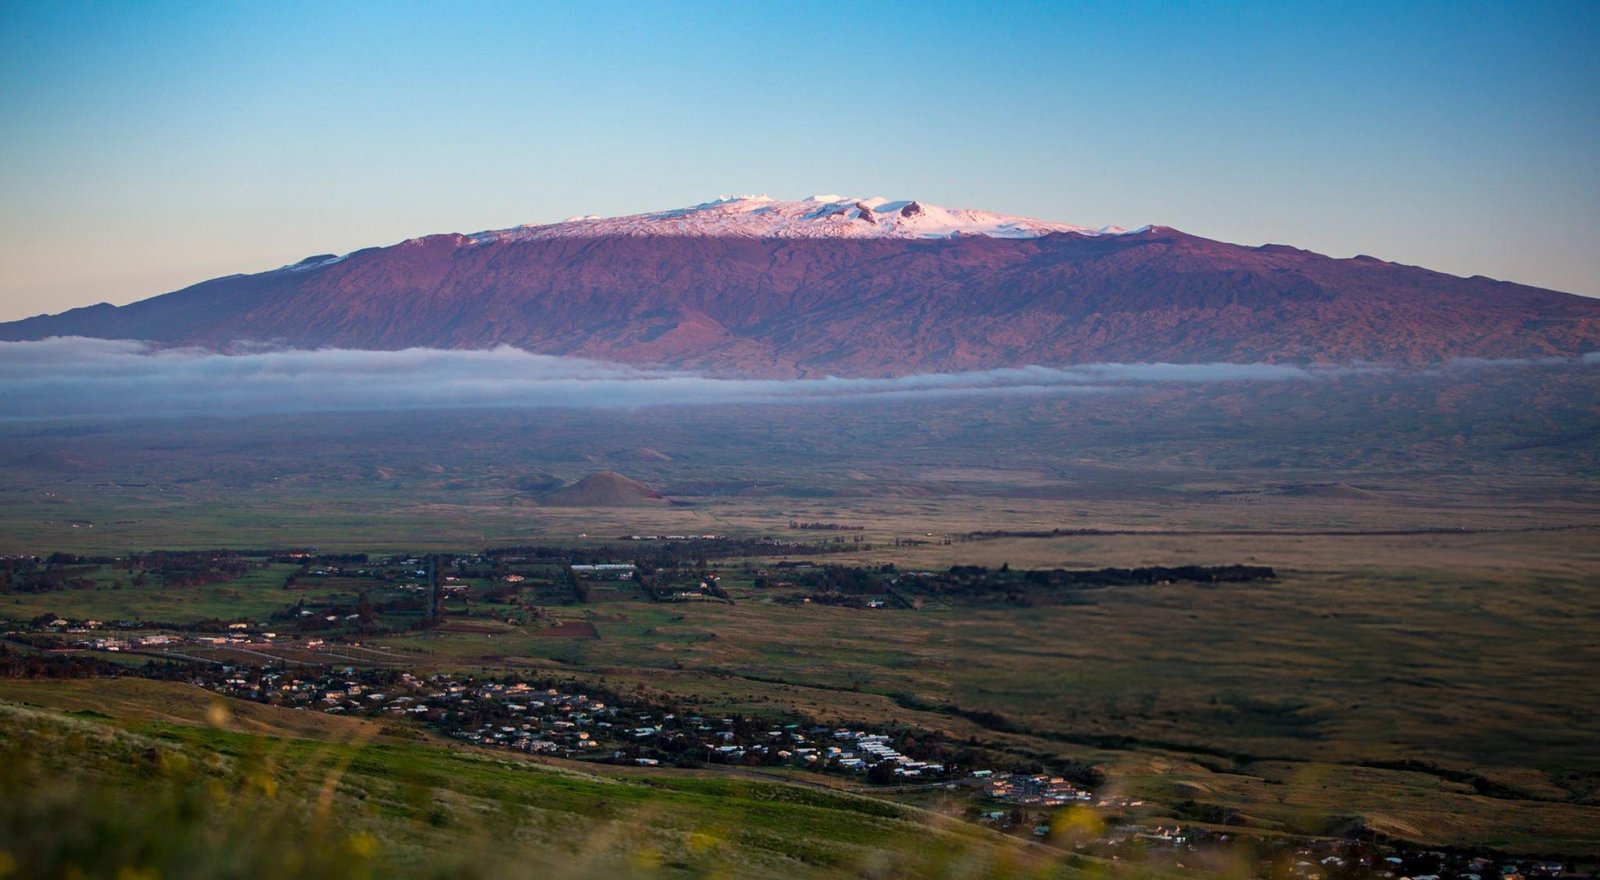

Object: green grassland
[0,679,1095,880]
[0,563,357,623]
[3,375,1598,557]
[348,533,1600,854]
[3,473,1594,560]
[3,528,1596,854]
[2,383,1598,862]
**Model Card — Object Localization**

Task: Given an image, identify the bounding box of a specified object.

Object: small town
[1,548,1593,879]
[6,624,1589,880]
[179,659,969,781]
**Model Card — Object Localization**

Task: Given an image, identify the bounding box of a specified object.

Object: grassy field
[3,476,1595,558]
[333,530,1600,854]
[2,388,1597,860]
[0,562,357,623]
[2,378,1597,556]
[0,679,1095,880]
[2,529,1595,854]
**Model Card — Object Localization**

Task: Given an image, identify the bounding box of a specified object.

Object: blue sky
[1,1,1596,320]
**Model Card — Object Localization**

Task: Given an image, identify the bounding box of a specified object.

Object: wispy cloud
[0,337,1592,421]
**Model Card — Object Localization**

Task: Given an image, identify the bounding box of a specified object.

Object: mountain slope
[4,196,1597,376]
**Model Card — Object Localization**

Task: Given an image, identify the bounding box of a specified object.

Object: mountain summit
[3,196,1597,376]
[467,195,1130,243]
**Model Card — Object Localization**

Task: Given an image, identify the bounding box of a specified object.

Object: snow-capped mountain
[3,195,1597,376]
[467,195,1132,243]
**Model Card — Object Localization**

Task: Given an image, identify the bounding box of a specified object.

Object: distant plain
[3,366,1598,853]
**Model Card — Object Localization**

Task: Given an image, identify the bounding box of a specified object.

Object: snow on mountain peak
[470,196,1132,243]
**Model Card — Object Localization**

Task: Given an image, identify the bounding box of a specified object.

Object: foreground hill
[0,679,1077,879]
[4,196,1598,376]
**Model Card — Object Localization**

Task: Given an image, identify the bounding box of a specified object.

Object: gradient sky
[2,1,1597,322]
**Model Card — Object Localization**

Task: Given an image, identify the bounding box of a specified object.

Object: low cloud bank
[0,337,1594,421]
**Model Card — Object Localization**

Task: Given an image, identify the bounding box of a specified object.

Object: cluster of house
[568,564,636,580]
[1264,844,1588,880]
[976,771,1095,805]
[969,812,1592,880]
[651,575,722,602]
[827,729,945,777]
[1066,827,1591,880]
[445,683,614,752]
[187,662,971,782]
[75,621,281,652]
[971,771,1149,810]
[85,632,186,651]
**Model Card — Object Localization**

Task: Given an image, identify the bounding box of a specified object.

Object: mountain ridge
[463,194,1133,243]
[4,197,1598,378]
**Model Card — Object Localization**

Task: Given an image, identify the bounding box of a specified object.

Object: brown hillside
[5,227,1598,375]
[539,471,667,507]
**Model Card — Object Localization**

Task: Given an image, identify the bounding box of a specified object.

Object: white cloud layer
[0,337,1594,421]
